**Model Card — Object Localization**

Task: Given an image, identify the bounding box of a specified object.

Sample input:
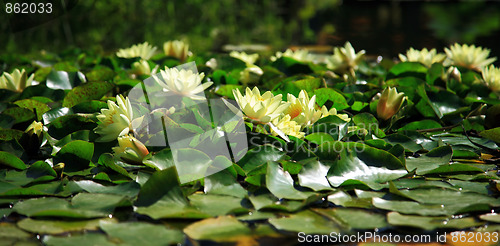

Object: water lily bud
[113,135,149,164]
[377,87,405,121]
[25,121,43,137]
[441,66,462,83]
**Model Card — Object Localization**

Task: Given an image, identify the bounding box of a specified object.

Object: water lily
[132,59,159,76]
[482,65,500,92]
[377,87,406,121]
[271,49,313,63]
[25,121,43,137]
[284,90,322,127]
[326,42,365,71]
[399,47,446,67]
[319,106,351,122]
[163,40,190,62]
[444,43,497,71]
[0,68,34,92]
[271,114,305,139]
[239,65,263,84]
[94,95,135,142]
[232,87,290,123]
[230,51,259,65]
[116,42,157,60]
[152,67,212,100]
[113,135,149,164]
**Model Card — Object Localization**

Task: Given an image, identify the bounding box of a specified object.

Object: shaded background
[2,0,500,60]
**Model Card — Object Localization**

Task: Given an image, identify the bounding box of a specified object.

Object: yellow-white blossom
[482,65,500,92]
[284,90,322,127]
[239,65,263,84]
[163,40,190,62]
[152,67,212,100]
[377,87,406,121]
[232,87,290,123]
[326,42,365,71]
[116,42,157,60]
[319,106,351,122]
[113,135,149,164]
[205,58,218,70]
[271,114,305,139]
[94,95,135,142]
[132,59,159,76]
[444,43,497,71]
[25,121,43,137]
[271,49,313,63]
[230,51,259,65]
[0,69,34,92]
[399,48,446,67]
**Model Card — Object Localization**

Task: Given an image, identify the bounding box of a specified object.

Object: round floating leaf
[43,233,115,246]
[54,140,94,172]
[297,159,334,191]
[238,145,285,174]
[0,129,23,141]
[269,210,342,234]
[386,62,427,80]
[19,218,115,235]
[266,161,315,200]
[405,145,453,174]
[188,193,247,216]
[0,151,26,170]
[313,88,349,110]
[184,216,254,243]
[47,115,96,139]
[62,81,114,108]
[1,107,35,124]
[100,221,184,246]
[387,212,484,231]
[314,208,388,229]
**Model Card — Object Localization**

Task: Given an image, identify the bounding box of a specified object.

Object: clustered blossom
[116,42,158,60]
[399,48,446,68]
[233,87,350,139]
[112,135,149,164]
[152,66,212,100]
[0,69,34,92]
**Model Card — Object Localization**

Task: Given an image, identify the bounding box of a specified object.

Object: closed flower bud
[113,135,149,164]
[163,40,190,62]
[377,87,405,121]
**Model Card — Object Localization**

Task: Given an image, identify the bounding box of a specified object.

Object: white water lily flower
[25,121,43,137]
[239,65,263,84]
[94,95,135,142]
[113,135,149,164]
[232,87,290,123]
[205,58,218,70]
[482,65,500,92]
[284,90,322,127]
[230,51,259,65]
[399,48,446,67]
[271,49,313,63]
[116,42,157,60]
[0,68,34,92]
[152,67,212,100]
[163,40,190,61]
[444,43,497,71]
[132,59,159,76]
[326,42,365,71]
[271,114,305,139]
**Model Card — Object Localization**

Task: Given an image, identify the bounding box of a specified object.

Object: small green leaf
[313,88,349,110]
[54,140,94,172]
[0,151,26,170]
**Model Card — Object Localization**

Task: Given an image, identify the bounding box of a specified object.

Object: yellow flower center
[288,104,302,120]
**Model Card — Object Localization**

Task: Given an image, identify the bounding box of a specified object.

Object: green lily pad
[387,212,484,231]
[266,161,315,200]
[18,218,116,234]
[100,221,184,245]
[269,210,342,234]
